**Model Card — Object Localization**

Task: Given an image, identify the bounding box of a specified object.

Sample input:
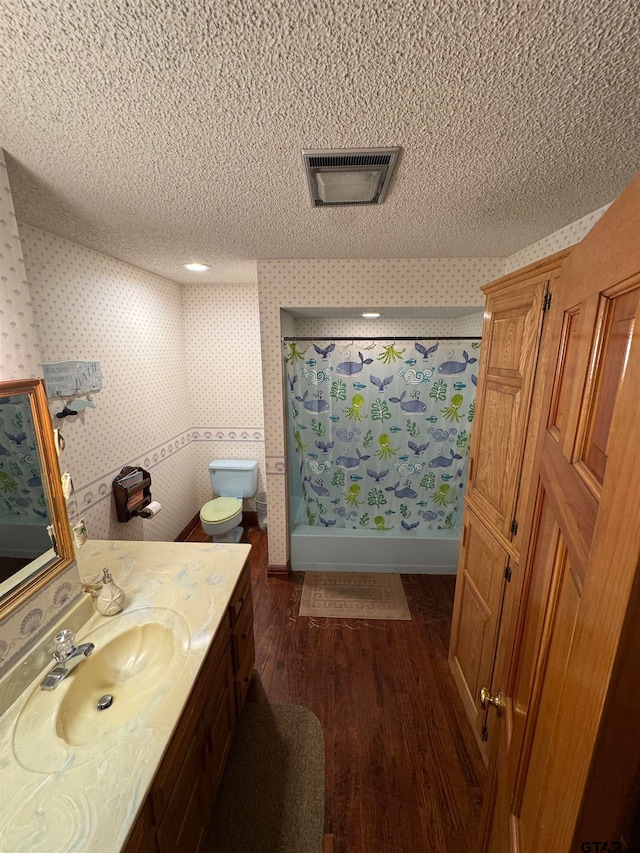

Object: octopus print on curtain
[0,394,49,521]
[285,338,480,533]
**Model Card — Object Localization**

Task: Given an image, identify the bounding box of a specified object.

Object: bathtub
[289,500,461,574]
[0,519,51,559]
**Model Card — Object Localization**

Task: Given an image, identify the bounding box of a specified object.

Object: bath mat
[299,572,411,620]
[208,702,324,853]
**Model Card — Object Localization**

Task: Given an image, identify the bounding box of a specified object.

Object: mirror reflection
[0,392,52,588]
[0,379,74,613]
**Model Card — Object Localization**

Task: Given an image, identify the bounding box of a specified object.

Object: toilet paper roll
[140,500,162,519]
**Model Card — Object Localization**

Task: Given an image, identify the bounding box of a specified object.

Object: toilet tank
[208,459,258,498]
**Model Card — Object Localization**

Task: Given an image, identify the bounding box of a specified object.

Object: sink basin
[12,607,190,773]
[56,622,176,746]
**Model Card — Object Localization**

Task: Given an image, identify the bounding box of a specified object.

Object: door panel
[508,490,560,792]
[481,171,640,852]
[449,510,508,750]
[549,305,583,442]
[581,288,640,486]
[472,383,523,524]
[468,279,547,543]
[540,434,597,579]
[519,546,582,849]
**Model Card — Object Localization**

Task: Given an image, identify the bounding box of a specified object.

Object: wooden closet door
[482,171,640,852]
[467,277,547,546]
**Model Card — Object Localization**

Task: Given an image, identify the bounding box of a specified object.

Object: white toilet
[200,459,258,543]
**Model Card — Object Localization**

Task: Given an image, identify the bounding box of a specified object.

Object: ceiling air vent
[302,147,401,207]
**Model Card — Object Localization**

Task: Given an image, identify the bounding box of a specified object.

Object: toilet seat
[200,496,242,525]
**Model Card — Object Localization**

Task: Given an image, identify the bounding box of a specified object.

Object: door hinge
[542,292,552,312]
[481,724,489,742]
[504,563,512,582]
[510,518,519,536]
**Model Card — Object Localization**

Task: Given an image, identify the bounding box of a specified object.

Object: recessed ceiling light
[362,312,380,318]
[183,262,210,272]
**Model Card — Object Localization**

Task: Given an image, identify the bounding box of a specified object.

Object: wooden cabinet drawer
[234,631,255,714]
[125,560,252,850]
[123,801,157,853]
[229,564,251,626]
[155,729,207,852]
[202,645,235,798]
[231,592,253,669]
[206,654,236,800]
[150,617,230,822]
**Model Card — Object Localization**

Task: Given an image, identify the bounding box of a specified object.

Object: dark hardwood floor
[188,522,486,853]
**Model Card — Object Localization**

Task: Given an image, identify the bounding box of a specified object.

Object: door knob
[480,686,505,715]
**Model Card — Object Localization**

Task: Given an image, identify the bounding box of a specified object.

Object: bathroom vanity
[124,545,255,853]
[0,539,254,853]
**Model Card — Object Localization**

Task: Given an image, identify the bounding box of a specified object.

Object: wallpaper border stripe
[68,427,265,514]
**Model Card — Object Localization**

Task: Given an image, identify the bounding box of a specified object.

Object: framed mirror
[0,378,74,615]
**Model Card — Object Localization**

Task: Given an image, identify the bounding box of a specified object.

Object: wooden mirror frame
[0,378,75,617]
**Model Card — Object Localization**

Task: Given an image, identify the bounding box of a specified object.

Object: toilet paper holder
[112,466,153,522]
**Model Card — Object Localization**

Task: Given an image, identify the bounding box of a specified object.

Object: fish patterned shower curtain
[284,338,481,532]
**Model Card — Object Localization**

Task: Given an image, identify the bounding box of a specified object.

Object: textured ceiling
[1,0,639,285]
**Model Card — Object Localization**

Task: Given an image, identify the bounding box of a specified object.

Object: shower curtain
[285,338,481,532]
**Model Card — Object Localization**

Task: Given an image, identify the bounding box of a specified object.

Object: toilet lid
[200,497,242,524]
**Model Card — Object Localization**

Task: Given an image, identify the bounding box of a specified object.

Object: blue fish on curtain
[285,339,480,532]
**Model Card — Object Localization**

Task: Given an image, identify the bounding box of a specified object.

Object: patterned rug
[299,572,411,620]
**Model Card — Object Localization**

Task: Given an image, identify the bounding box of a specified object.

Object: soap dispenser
[84,567,125,616]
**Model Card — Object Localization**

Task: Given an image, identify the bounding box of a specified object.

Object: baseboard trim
[267,561,291,579]
[243,510,258,527]
[175,510,259,542]
[175,512,201,542]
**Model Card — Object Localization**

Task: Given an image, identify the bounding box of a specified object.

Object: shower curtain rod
[283,335,480,342]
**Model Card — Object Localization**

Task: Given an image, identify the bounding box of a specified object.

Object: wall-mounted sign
[42,361,103,397]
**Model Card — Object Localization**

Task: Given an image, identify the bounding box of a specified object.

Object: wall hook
[55,404,78,419]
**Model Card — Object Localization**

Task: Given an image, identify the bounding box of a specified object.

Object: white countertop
[0,539,251,853]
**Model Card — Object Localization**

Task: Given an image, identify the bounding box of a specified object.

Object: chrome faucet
[40,628,95,690]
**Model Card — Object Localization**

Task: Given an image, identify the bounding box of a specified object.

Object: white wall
[292,312,485,338]
[0,151,82,674]
[20,223,198,542]
[182,283,266,508]
[504,203,611,272]
[0,154,42,380]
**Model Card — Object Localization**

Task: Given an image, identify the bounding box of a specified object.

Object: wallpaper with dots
[20,222,198,543]
[292,313,485,339]
[0,158,81,676]
[182,283,266,507]
[18,226,266,538]
[504,203,610,272]
[0,151,42,380]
